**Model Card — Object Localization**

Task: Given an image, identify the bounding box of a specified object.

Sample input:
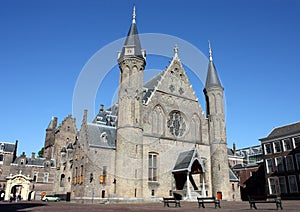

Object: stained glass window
[167,111,186,137]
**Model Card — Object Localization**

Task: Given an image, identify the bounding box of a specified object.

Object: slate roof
[93,71,165,125]
[205,60,222,89]
[227,148,234,156]
[260,122,300,141]
[93,105,118,127]
[229,169,239,182]
[173,150,194,172]
[232,163,260,170]
[47,117,57,129]
[91,71,164,146]
[118,8,144,60]
[13,156,55,167]
[67,142,73,149]
[87,123,116,149]
[173,149,205,173]
[143,71,164,104]
[0,142,16,153]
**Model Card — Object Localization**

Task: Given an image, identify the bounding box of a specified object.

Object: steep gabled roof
[173,148,205,173]
[87,123,116,149]
[142,71,164,104]
[144,71,164,89]
[142,47,199,106]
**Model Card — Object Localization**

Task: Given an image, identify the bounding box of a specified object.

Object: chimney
[100,104,104,112]
[32,152,36,159]
[233,142,236,155]
[83,109,88,125]
[13,140,18,162]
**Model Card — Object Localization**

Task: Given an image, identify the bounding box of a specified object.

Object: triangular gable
[173,148,205,173]
[143,50,199,105]
[159,55,198,100]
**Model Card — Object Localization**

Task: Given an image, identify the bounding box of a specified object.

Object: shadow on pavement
[0,202,47,212]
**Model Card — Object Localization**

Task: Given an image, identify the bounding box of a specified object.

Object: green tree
[37,147,44,158]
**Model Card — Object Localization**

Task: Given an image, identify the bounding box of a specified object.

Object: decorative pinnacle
[174,44,179,57]
[132,5,136,24]
[208,40,213,62]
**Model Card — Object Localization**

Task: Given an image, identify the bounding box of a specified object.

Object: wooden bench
[248,195,283,210]
[197,197,221,208]
[163,197,181,207]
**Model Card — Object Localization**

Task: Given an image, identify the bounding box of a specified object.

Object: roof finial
[208,40,213,62]
[132,5,136,24]
[174,44,179,57]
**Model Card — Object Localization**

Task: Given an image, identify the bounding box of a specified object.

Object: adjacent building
[43,115,77,198]
[260,122,300,199]
[228,143,244,168]
[0,139,56,201]
[236,145,263,165]
[0,114,77,202]
[6,152,56,201]
[0,141,18,200]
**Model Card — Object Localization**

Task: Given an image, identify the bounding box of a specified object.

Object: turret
[115,6,145,198]
[203,41,231,199]
[44,117,58,159]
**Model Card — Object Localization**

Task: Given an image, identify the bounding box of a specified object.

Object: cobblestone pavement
[1,200,300,212]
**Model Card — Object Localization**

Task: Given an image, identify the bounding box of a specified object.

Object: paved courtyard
[1,200,300,212]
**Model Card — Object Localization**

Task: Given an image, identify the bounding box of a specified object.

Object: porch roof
[172,148,205,173]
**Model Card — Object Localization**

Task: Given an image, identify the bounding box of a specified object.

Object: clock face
[125,47,135,56]
[167,111,186,137]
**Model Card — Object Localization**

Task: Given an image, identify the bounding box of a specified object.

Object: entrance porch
[172,148,207,200]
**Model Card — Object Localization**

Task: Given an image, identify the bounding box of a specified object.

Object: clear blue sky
[1,0,300,156]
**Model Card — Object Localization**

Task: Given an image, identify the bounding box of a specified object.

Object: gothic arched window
[191,114,201,142]
[152,105,164,135]
[60,174,65,187]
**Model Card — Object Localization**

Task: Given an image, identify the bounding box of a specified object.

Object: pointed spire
[208,40,213,62]
[47,117,57,129]
[173,44,179,58]
[118,5,144,60]
[132,5,136,24]
[205,41,222,89]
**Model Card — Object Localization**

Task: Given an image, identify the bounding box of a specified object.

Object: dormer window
[125,47,134,56]
[100,132,108,143]
[44,161,50,168]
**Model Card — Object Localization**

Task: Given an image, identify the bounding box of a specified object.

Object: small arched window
[60,174,65,187]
